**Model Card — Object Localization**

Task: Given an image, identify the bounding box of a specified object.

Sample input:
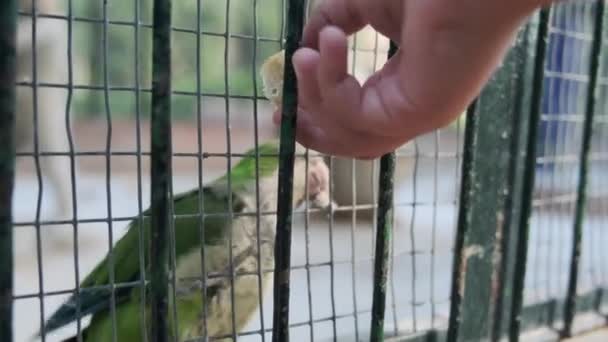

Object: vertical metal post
[491,20,540,341]
[446,101,479,342]
[509,8,551,342]
[272,0,306,341]
[134,0,149,339]
[561,1,606,338]
[65,0,84,339]
[150,0,172,341]
[194,0,208,339]
[369,41,398,342]
[0,1,17,341]
[446,9,551,341]
[101,1,118,339]
[251,0,268,341]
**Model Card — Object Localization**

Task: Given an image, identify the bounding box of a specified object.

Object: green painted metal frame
[446,8,551,342]
[447,19,536,341]
[0,1,17,341]
[369,41,399,342]
[561,1,606,338]
[492,16,540,341]
[442,5,608,340]
[149,0,173,341]
[508,8,551,342]
[445,99,480,341]
[271,0,306,341]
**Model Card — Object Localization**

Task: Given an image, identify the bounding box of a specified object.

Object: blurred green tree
[69,0,285,120]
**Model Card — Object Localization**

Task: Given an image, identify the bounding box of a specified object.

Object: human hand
[283,0,552,158]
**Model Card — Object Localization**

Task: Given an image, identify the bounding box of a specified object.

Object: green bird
[39,141,332,341]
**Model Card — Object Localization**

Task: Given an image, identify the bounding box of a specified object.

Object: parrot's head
[258,52,334,210]
[260,50,285,109]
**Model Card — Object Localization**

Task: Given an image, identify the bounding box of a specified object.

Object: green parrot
[39,141,332,341]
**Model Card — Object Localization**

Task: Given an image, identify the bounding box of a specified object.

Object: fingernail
[292,51,304,77]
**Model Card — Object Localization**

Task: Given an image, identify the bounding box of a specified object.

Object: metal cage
[1,0,607,341]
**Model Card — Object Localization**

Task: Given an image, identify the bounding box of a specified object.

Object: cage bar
[250,0,269,341]
[492,19,542,341]
[446,101,478,342]
[149,0,173,341]
[101,1,119,339]
[134,0,149,339]
[369,41,398,342]
[0,1,17,341]
[65,0,84,339]
[30,1,47,340]
[272,0,306,340]
[222,0,239,339]
[561,0,606,337]
[369,154,396,342]
[509,8,552,341]
[194,0,209,337]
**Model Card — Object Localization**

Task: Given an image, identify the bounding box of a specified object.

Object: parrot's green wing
[40,185,244,336]
[40,141,281,337]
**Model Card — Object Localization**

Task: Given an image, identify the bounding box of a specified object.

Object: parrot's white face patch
[261,78,283,106]
[260,50,285,108]
[262,84,282,106]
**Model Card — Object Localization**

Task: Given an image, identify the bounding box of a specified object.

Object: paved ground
[566,327,608,342]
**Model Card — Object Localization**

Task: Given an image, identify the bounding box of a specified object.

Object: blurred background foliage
[43,0,466,130]
[55,0,285,120]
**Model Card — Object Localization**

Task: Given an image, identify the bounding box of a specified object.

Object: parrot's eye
[271,88,278,95]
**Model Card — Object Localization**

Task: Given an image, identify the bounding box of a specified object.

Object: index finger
[302,0,367,48]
